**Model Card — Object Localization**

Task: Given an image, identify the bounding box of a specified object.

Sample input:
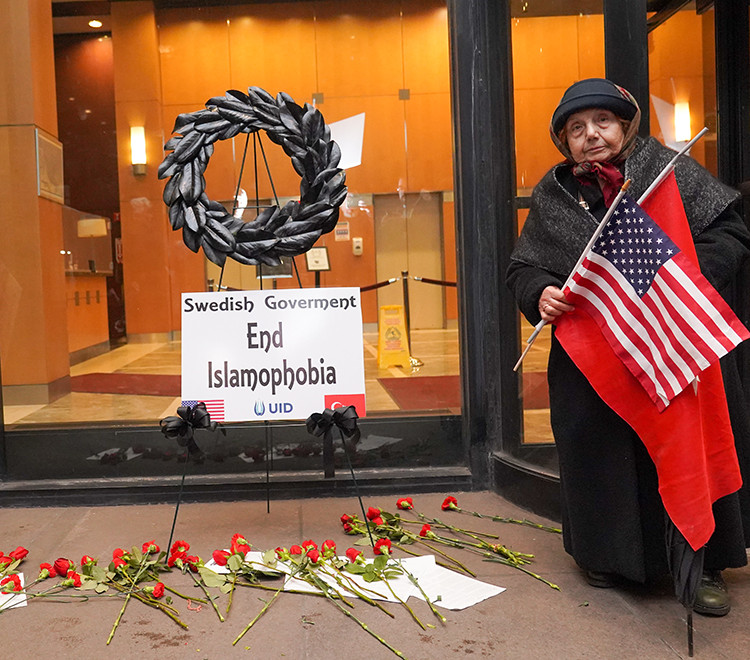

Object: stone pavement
[0,491,748,659]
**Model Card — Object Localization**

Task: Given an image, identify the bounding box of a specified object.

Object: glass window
[648,2,716,174]
[0,1,462,480]
[511,2,604,445]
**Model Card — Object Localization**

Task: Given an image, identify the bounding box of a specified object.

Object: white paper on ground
[202,552,505,610]
[0,572,27,611]
[398,555,506,610]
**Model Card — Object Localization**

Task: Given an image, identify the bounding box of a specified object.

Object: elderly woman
[507,78,750,615]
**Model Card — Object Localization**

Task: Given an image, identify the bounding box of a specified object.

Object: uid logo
[254,400,293,417]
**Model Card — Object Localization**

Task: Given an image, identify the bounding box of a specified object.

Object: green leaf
[166,596,173,605]
[373,555,387,571]
[227,555,243,572]
[353,537,373,547]
[345,564,366,575]
[262,549,278,566]
[219,582,234,594]
[95,583,109,594]
[78,577,100,591]
[198,566,226,588]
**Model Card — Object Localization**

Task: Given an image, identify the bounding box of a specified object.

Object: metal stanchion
[401,270,411,337]
[400,270,423,368]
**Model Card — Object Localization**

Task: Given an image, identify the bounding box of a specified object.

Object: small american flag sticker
[181,399,225,422]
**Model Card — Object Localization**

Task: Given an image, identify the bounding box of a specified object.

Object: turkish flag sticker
[324,393,366,417]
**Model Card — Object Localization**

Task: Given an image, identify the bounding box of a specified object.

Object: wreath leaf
[160,87,347,266]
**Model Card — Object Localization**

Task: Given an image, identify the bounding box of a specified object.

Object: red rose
[152,582,165,599]
[441,496,459,511]
[343,522,354,534]
[0,574,22,593]
[167,552,184,568]
[8,546,29,561]
[0,556,11,570]
[419,524,432,537]
[53,558,73,575]
[289,545,303,556]
[230,533,251,556]
[39,562,57,579]
[186,555,200,572]
[112,548,128,560]
[346,547,363,563]
[170,540,190,555]
[80,555,96,566]
[374,538,392,556]
[321,539,336,558]
[340,513,353,524]
[113,557,128,571]
[396,497,413,510]
[142,540,160,555]
[212,549,231,566]
[301,539,318,551]
[371,517,384,526]
[366,507,381,521]
[306,548,321,564]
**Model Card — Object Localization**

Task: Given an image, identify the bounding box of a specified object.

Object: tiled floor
[1,490,747,659]
[3,329,463,426]
[4,325,554,444]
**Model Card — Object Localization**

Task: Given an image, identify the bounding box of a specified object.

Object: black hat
[551,78,638,134]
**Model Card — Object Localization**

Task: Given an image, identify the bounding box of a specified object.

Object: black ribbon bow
[160,402,223,456]
[305,406,361,478]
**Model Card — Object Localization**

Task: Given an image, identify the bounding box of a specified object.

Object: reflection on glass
[2,1,458,429]
[512,2,604,445]
[648,6,716,174]
[512,3,717,446]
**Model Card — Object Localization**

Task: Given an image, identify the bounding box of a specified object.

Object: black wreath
[158,87,347,267]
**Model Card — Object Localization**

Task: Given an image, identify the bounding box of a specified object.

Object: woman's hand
[539,286,575,321]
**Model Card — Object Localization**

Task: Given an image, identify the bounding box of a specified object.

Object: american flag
[565,194,749,411]
[181,399,225,422]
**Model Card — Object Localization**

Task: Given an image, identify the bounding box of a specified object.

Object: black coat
[507,149,750,582]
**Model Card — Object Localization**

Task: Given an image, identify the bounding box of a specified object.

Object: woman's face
[564,108,625,163]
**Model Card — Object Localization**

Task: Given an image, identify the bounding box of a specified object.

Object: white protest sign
[181,288,366,422]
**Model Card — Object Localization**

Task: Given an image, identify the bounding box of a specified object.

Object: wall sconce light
[130,126,147,175]
[674,102,691,142]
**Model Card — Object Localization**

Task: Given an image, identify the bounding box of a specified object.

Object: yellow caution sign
[378,305,411,368]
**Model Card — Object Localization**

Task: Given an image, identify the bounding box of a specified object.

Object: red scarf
[571,161,624,207]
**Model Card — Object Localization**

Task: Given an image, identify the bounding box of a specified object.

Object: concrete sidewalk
[0,491,748,659]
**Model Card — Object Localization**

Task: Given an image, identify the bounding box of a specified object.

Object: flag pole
[513,127,710,372]
[513,179,632,371]
[637,128,708,205]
